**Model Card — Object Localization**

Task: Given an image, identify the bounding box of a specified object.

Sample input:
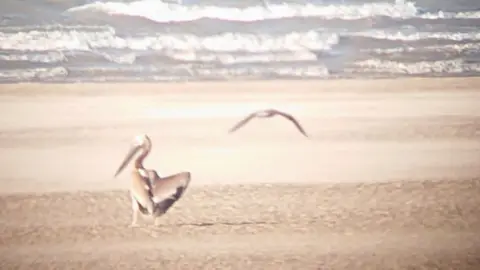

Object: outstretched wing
[154,186,187,215]
[274,110,309,138]
[151,172,191,215]
[228,112,258,133]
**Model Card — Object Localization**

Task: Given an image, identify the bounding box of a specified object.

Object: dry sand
[0,78,480,269]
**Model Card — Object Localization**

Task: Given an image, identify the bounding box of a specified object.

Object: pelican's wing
[151,172,191,214]
[228,113,258,133]
[153,185,187,215]
[275,111,309,138]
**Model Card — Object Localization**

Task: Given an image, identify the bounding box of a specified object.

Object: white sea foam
[96,51,137,64]
[83,64,330,78]
[354,59,480,75]
[166,51,318,64]
[0,67,68,81]
[0,25,113,33]
[65,0,480,22]
[170,42,480,64]
[1,24,479,67]
[66,0,420,22]
[2,22,479,57]
[0,64,328,81]
[0,28,338,52]
[355,30,480,41]
[0,26,115,51]
[0,51,66,63]
[195,65,329,78]
[367,43,480,55]
[420,10,480,20]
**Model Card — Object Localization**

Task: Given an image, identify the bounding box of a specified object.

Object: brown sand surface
[1,78,480,269]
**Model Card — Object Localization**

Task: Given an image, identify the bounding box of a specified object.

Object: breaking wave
[0,27,338,52]
[65,0,480,23]
[354,58,480,75]
[66,0,419,22]
[354,30,480,41]
[2,25,479,55]
[2,58,479,83]
[0,65,330,82]
[0,67,68,81]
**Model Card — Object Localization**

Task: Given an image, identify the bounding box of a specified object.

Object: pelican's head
[133,134,152,148]
[114,134,152,178]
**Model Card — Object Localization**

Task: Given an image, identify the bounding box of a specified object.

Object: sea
[1,0,480,82]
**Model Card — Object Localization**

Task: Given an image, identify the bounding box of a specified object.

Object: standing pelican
[114,134,191,227]
[228,109,309,138]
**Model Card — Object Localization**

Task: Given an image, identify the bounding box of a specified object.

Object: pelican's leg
[129,195,140,227]
[154,217,160,226]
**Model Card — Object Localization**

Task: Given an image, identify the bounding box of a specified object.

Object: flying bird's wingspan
[275,111,309,138]
[228,109,309,138]
[228,113,257,133]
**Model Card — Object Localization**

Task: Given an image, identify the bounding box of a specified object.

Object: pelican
[228,109,309,138]
[114,134,191,227]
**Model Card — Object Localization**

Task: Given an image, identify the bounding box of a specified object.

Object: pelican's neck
[134,146,150,170]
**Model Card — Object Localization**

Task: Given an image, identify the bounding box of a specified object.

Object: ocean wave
[0,50,317,66]
[0,64,329,82]
[0,25,113,33]
[67,63,330,78]
[0,67,68,81]
[0,51,66,63]
[95,51,137,64]
[194,65,329,78]
[367,43,480,55]
[0,27,338,52]
[3,24,480,55]
[66,0,420,22]
[355,30,480,41]
[0,25,115,51]
[2,59,480,82]
[65,0,480,23]
[353,58,480,75]
[1,40,477,67]
[166,51,318,64]
[420,10,480,20]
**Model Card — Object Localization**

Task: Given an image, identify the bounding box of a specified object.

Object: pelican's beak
[114,144,142,177]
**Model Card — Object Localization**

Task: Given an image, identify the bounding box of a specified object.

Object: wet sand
[1,78,480,269]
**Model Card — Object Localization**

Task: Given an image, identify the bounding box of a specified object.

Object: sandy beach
[1,78,480,269]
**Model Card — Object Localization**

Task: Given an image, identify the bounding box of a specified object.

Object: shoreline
[1,77,480,95]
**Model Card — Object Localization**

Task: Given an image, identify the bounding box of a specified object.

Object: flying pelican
[228,109,309,138]
[114,134,191,227]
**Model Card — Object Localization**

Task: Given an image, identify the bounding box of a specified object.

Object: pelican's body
[114,134,191,227]
[228,109,309,138]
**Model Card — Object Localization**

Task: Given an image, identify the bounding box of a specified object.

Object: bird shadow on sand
[177,221,280,227]
[137,220,281,230]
